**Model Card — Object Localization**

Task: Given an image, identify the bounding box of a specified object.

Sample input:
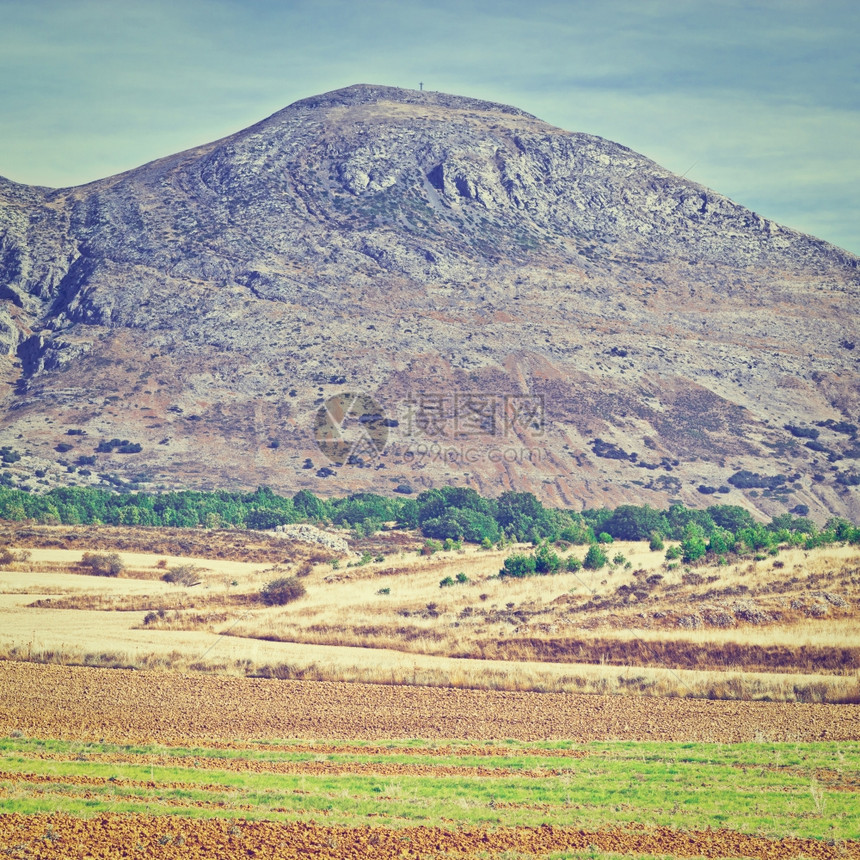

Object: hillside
[0,83,858,519]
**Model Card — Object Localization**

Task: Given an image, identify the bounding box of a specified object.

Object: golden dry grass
[0,531,857,702]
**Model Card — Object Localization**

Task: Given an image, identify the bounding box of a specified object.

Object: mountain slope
[0,84,858,519]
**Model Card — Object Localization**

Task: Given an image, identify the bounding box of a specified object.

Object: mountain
[0,83,858,519]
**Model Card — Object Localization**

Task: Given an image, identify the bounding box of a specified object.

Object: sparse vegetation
[161,564,202,587]
[79,552,124,577]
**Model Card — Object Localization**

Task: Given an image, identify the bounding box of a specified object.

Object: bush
[420,539,443,556]
[565,556,582,572]
[597,532,613,544]
[161,564,202,587]
[80,552,124,577]
[649,532,664,551]
[784,424,819,439]
[500,553,537,578]
[583,544,608,570]
[534,544,562,574]
[440,576,455,588]
[260,577,306,605]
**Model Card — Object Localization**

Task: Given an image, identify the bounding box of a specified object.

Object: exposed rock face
[0,83,858,519]
[272,523,352,555]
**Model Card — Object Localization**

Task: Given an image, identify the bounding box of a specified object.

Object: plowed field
[2,661,860,857]
[2,662,859,743]
[2,814,858,860]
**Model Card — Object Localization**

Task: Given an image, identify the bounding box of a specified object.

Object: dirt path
[1,662,858,743]
[1,814,857,859]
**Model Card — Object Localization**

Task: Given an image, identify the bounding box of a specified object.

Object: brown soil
[1,662,858,744]
[1,814,857,859]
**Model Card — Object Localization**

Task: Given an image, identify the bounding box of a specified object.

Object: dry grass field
[0,524,856,702]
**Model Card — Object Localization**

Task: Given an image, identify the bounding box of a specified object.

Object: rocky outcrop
[272,524,352,555]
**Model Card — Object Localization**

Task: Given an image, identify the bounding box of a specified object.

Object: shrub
[500,553,537,578]
[583,544,608,570]
[665,544,683,560]
[565,556,582,572]
[80,552,124,577]
[784,424,819,439]
[597,532,613,544]
[649,532,664,551]
[727,470,787,490]
[260,576,306,605]
[162,564,202,587]
[612,553,626,566]
[534,544,562,574]
[0,447,21,464]
[456,572,469,584]
[440,576,455,588]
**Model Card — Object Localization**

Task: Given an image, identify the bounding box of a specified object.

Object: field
[0,523,857,702]
[1,524,859,857]
[1,662,859,858]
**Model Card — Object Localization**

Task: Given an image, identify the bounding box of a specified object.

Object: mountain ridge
[0,84,857,519]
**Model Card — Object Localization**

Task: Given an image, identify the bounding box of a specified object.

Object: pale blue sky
[1,0,857,254]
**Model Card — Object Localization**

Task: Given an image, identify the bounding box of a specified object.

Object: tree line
[0,485,856,550]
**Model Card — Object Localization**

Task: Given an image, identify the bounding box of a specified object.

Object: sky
[1,0,858,254]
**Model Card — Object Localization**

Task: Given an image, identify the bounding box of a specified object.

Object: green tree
[707,527,735,556]
[602,505,665,541]
[583,544,608,570]
[681,523,707,563]
[706,504,754,533]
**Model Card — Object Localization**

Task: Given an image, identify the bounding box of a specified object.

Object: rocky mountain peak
[285,82,538,118]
